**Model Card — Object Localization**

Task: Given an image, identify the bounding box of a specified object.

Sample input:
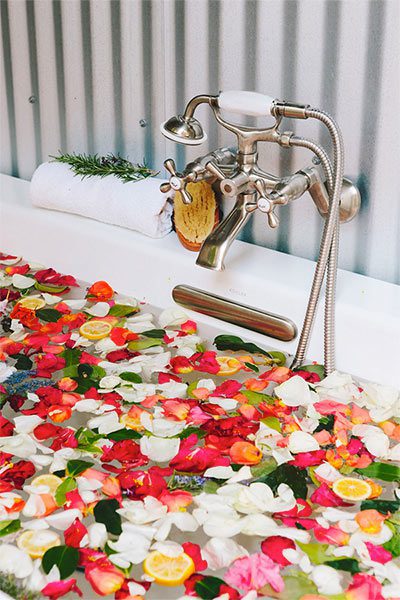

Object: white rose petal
[201,537,248,571]
[140,436,180,462]
[159,307,188,328]
[288,430,319,454]
[274,376,315,407]
[12,274,36,289]
[0,544,33,578]
[99,375,121,389]
[311,565,343,595]
[14,415,43,434]
[45,509,82,530]
[87,523,108,548]
[85,302,110,317]
[87,411,123,434]
[151,540,183,557]
[0,363,16,383]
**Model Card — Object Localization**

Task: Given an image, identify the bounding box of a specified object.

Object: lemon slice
[216,356,242,376]
[17,296,46,311]
[31,474,63,495]
[332,477,372,501]
[143,551,195,586]
[17,529,61,558]
[79,319,112,340]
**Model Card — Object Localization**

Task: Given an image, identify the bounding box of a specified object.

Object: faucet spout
[196,193,254,271]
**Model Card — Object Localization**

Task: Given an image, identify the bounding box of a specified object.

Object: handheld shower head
[160,115,207,145]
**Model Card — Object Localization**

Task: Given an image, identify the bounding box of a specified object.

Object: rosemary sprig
[0,572,41,600]
[50,152,159,183]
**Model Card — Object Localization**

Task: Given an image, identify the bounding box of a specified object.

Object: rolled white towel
[30,161,173,238]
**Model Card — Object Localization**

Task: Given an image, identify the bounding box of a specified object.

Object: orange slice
[143,551,195,586]
[216,356,242,376]
[17,296,46,311]
[80,319,112,340]
[332,477,372,501]
[17,529,61,558]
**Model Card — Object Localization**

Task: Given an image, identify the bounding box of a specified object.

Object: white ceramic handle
[218,91,275,116]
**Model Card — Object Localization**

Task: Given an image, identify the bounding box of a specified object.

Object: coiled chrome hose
[289,110,344,374]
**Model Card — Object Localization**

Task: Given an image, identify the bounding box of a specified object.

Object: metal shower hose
[289,110,344,375]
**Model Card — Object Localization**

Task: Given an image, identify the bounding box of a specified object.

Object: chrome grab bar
[172,285,297,342]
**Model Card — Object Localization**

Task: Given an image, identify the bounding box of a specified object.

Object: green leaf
[260,416,282,432]
[265,573,318,600]
[107,429,141,440]
[61,348,81,367]
[66,459,94,477]
[42,545,79,580]
[77,364,93,378]
[260,464,308,499]
[71,377,98,393]
[269,351,287,366]
[241,389,274,406]
[127,338,163,351]
[361,498,400,514]
[142,329,165,338]
[244,361,259,372]
[55,476,77,506]
[213,334,272,358]
[14,354,33,370]
[355,462,400,482]
[187,380,200,398]
[195,576,226,599]
[94,499,122,535]
[177,426,207,439]
[109,303,139,317]
[297,542,330,565]
[0,519,21,537]
[251,457,277,478]
[119,372,142,383]
[315,414,335,433]
[325,558,361,574]
[36,308,63,322]
[383,520,400,557]
[202,480,220,494]
[295,363,325,380]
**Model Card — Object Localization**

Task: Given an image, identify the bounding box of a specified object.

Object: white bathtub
[0,172,400,599]
[1,173,399,388]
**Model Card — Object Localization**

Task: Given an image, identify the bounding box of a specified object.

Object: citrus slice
[332,477,372,501]
[216,355,242,376]
[79,319,112,340]
[17,296,46,311]
[35,281,68,293]
[17,529,61,558]
[31,474,63,495]
[143,551,195,586]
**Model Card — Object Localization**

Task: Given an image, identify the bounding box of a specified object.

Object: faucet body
[161,93,360,270]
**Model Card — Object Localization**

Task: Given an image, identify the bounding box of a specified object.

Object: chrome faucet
[160,91,361,376]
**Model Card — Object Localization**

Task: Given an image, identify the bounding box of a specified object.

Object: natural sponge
[173,181,219,251]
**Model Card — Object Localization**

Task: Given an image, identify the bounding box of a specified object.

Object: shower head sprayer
[160,115,207,145]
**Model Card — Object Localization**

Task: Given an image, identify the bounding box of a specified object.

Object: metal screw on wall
[28,95,37,104]
[139,119,147,128]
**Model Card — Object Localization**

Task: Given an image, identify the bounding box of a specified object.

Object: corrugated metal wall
[1,0,399,284]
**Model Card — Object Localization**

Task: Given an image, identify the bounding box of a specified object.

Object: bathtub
[0,172,400,599]
[1,173,399,388]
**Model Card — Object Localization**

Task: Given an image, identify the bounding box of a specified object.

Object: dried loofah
[173,181,220,251]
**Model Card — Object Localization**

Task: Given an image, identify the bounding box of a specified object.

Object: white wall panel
[1,0,399,285]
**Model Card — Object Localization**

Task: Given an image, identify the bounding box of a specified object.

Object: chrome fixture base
[173,285,297,342]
